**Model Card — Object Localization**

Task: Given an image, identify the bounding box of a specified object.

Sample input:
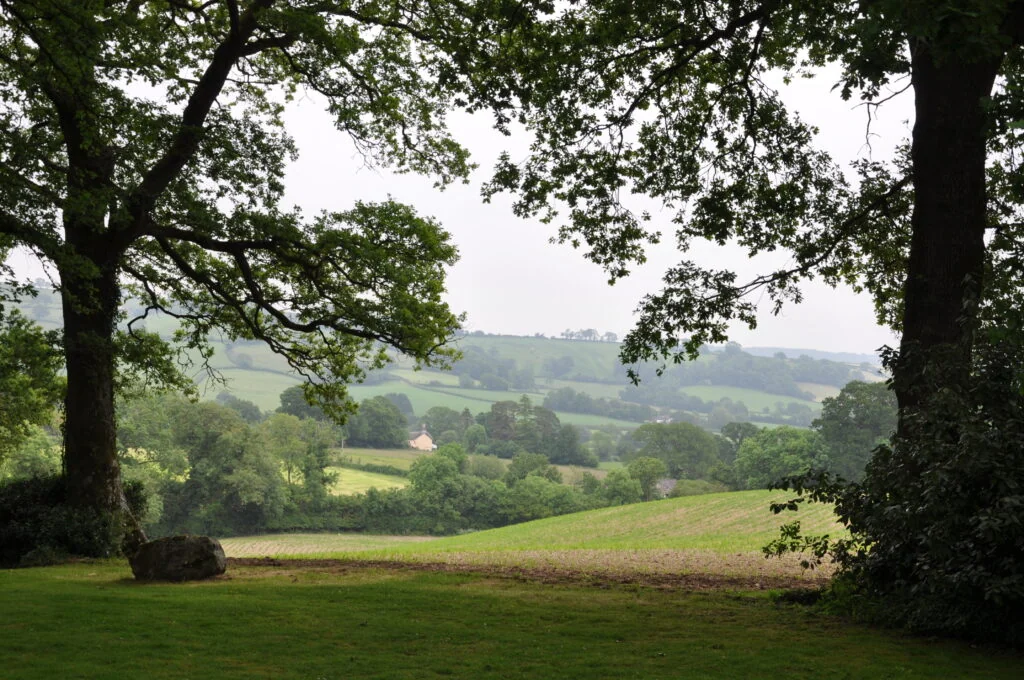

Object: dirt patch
[227,554,831,592]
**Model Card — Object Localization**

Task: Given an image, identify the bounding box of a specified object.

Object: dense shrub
[668,479,730,497]
[769,340,1024,646]
[0,475,147,566]
[334,459,409,477]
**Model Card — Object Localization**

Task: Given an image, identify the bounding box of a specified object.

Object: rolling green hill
[11,288,866,430]
[385,489,841,554]
[677,385,817,412]
[220,489,841,558]
[449,333,624,381]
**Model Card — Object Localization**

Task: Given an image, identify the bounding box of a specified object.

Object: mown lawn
[2,563,1018,679]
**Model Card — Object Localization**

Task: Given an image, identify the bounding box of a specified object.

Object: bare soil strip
[228,550,832,592]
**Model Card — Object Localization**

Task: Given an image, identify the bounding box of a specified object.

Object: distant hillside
[439,333,874,386]
[11,289,869,430]
[742,346,882,366]
[445,333,624,383]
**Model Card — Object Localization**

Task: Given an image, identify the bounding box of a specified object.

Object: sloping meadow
[221,490,841,586]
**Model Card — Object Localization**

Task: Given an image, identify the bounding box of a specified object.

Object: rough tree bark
[895,42,1003,411]
[60,236,146,549]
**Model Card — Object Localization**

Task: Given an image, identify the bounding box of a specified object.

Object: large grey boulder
[130,535,227,581]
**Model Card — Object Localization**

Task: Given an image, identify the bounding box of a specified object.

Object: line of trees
[543,387,657,423]
[559,328,618,342]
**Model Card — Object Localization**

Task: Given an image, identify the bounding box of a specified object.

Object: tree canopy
[0,309,63,460]
[463,0,1024,642]
[471,1,1024,395]
[0,0,482,539]
[812,380,897,481]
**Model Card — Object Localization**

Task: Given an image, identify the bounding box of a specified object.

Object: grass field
[219,490,835,582]
[348,381,499,414]
[389,367,460,386]
[4,563,1019,679]
[228,490,839,560]
[200,368,302,410]
[344,381,641,429]
[546,378,629,399]
[332,448,607,485]
[433,385,547,400]
[795,381,842,401]
[220,533,436,556]
[327,467,408,494]
[678,385,821,412]
[406,490,839,553]
[335,447,426,471]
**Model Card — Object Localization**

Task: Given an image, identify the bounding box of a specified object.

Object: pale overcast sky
[280,69,912,356]
[4,67,912,356]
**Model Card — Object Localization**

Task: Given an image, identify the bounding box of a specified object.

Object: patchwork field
[14,293,863,432]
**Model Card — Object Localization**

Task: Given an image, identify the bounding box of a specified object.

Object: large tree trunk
[896,44,1002,411]
[60,244,145,552]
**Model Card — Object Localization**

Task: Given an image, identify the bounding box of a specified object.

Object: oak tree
[464,1,1024,638]
[0,309,63,460]
[812,380,897,481]
[473,1,1024,406]
[0,1,473,544]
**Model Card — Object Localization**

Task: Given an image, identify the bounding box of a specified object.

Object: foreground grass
[2,563,1018,680]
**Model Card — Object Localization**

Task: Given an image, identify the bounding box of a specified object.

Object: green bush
[769,339,1024,646]
[335,460,409,477]
[0,475,147,566]
[668,479,730,497]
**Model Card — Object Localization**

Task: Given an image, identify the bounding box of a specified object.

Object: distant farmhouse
[408,426,436,451]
